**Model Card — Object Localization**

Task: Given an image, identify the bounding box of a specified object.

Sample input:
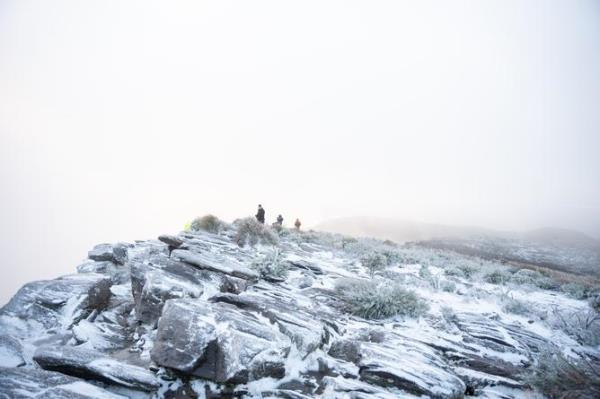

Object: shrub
[561,282,589,300]
[361,252,388,277]
[457,264,478,278]
[334,278,429,320]
[250,249,288,281]
[590,295,600,313]
[484,269,511,285]
[190,214,224,233]
[510,269,555,289]
[502,297,531,315]
[549,307,600,346]
[441,280,456,293]
[528,348,600,399]
[419,265,432,279]
[233,217,278,247]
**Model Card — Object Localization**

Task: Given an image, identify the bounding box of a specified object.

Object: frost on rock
[0,366,127,399]
[33,346,160,391]
[1,227,598,398]
[151,298,290,383]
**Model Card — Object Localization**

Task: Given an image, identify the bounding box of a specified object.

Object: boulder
[77,260,129,284]
[151,299,290,383]
[136,270,203,325]
[211,290,329,357]
[1,273,112,329]
[173,249,259,280]
[89,243,128,265]
[33,346,159,391]
[328,339,362,364]
[0,366,127,399]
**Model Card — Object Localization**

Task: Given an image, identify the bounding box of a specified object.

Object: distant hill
[313,216,493,243]
[314,217,600,276]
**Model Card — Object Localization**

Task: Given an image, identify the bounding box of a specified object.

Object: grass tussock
[334,278,429,320]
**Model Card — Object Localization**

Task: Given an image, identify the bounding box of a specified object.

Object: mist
[1,0,600,304]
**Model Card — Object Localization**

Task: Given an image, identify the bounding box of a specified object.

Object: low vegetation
[233,217,278,247]
[360,252,388,277]
[250,249,288,281]
[334,278,429,320]
[190,214,225,233]
[528,347,600,399]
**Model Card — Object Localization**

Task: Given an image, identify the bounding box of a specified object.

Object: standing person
[276,214,284,226]
[294,218,301,230]
[256,205,265,224]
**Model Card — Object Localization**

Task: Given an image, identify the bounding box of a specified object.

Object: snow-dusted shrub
[334,278,429,320]
[380,249,402,266]
[457,264,478,278]
[591,295,600,313]
[510,269,555,289]
[250,249,288,281]
[419,264,432,279]
[441,306,457,323]
[190,214,225,233]
[441,280,456,293]
[484,269,511,285]
[528,348,600,399]
[233,217,278,247]
[549,307,600,346]
[561,282,589,300]
[361,252,388,277]
[502,297,531,315]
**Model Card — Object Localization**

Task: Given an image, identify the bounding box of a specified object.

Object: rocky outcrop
[33,346,159,391]
[1,226,595,398]
[151,299,290,383]
[1,273,112,329]
[88,243,129,265]
[0,366,127,399]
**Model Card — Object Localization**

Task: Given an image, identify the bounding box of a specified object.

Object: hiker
[294,218,301,230]
[256,204,265,224]
[276,214,284,226]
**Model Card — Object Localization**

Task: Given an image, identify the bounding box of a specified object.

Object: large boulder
[136,270,203,325]
[0,273,112,329]
[211,289,331,358]
[33,346,159,391]
[151,299,290,383]
[0,366,127,399]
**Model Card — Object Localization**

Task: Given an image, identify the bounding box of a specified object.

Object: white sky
[1,0,600,303]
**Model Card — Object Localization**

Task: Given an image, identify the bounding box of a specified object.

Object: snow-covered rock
[33,346,159,391]
[0,366,127,399]
[1,227,598,398]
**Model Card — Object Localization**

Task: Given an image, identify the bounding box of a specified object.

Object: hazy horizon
[2,0,600,304]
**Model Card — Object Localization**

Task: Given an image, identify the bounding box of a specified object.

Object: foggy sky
[1,0,600,304]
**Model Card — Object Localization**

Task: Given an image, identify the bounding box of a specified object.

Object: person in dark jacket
[276,214,284,226]
[256,205,265,224]
[294,218,301,230]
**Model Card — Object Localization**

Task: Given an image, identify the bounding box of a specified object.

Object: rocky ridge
[0,224,597,398]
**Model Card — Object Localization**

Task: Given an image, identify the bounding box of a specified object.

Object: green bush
[233,217,278,247]
[190,214,224,233]
[334,278,429,320]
